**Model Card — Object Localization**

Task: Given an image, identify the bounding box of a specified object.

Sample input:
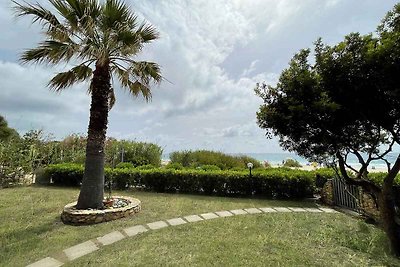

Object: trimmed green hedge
[43,164,317,199]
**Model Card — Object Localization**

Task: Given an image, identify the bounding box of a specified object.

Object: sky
[0,0,398,154]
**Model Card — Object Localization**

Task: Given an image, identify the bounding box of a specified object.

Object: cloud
[0,0,397,154]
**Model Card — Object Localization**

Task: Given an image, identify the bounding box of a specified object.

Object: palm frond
[109,88,116,110]
[136,23,160,43]
[15,0,162,101]
[131,61,163,84]
[101,0,138,30]
[49,0,100,35]
[129,80,152,102]
[21,40,79,65]
[108,29,142,57]
[112,64,152,101]
[48,64,93,91]
[13,1,61,29]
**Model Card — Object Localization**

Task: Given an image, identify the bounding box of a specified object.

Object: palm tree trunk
[76,63,111,209]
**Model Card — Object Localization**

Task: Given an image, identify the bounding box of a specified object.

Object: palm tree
[13,0,162,209]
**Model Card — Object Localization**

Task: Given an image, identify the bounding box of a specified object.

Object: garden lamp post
[247,162,253,178]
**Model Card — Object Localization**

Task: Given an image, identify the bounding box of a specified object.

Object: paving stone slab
[147,221,169,230]
[63,240,99,261]
[26,257,63,267]
[167,218,187,226]
[244,208,262,214]
[304,208,323,213]
[274,207,292,212]
[97,231,125,246]
[123,225,148,237]
[184,215,204,222]
[288,207,307,212]
[215,211,234,217]
[259,207,277,213]
[230,209,248,215]
[318,207,338,213]
[200,212,219,220]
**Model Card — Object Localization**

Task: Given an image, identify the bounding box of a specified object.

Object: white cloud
[0,0,397,154]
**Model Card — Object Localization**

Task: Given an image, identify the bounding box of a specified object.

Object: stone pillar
[321,179,334,205]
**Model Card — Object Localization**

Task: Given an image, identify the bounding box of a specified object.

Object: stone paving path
[26,206,338,267]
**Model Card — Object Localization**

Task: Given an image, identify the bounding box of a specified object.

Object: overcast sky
[0,0,397,153]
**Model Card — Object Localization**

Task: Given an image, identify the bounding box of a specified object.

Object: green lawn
[0,186,399,266]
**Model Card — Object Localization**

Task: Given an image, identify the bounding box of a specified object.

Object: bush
[165,163,184,170]
[43,163,84,186]
[283,159,302,168]
[34,167,51,185]
[314,168,336,189]
[115,162,135,169]
[198,165,221,171]
[106,140,162,167]
[43,163,316,199]
[136,164,156,170]
[169,150,261,170]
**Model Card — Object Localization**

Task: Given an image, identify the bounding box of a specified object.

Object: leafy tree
[14,0,162,209]
[0,116,19,141]
[256,4,400,256]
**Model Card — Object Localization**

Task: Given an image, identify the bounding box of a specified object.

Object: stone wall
[359,190,380,221]
[320,179,334,206]
[61,196,141,225]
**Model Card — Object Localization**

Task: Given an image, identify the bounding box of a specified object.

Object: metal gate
[332,176,361,212]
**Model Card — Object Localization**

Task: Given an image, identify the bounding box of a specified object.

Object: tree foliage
[256,3,400,256]
[0,116,19,142]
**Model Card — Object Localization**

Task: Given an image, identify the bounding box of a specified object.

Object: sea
[162,152,400,169]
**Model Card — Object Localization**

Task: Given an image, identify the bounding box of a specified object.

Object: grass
[0,186,399,266]
[70,215,398,267]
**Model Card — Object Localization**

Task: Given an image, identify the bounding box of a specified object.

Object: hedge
[42,164,317,199]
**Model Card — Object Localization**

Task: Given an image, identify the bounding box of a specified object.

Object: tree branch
[336,151,381,195]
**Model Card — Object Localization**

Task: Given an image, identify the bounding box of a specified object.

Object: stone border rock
[61,196,141,225]
[28,206,339,267]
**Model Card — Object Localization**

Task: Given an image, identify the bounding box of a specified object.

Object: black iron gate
[332,176,361,212]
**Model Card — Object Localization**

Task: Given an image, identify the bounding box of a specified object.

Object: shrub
[169,150,261,169]
[314,168,336,189]
[106,140,162,167]
[34,167,51,185]
[165,163,184,170]
[283,159,302,168]
[115,162,135,169]
[43,163,84,186]
[43,163,316,199]
[136,164,156,170]
[198,165,221,171]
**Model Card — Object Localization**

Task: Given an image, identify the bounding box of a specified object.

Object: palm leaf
[14,0,162,105]
[48,64,93,91]
[13,1,61,29]
[136,23,160,43]
[112,64,152,101]
[101,0,138,30]
[129,80,152,101]
[131,61,163,84]
[109,88,116,110]
[21,40,79,65]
